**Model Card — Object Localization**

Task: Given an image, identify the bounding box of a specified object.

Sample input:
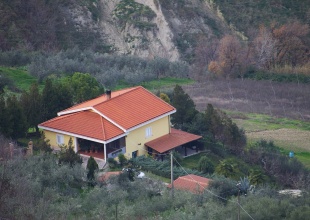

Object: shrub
[198,156,215,174]
[118,153,128,167]
[107,157,118,168]
[87,156,99,181]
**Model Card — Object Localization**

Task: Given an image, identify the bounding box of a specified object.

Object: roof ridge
[100,117,106,140]
[180,175,209,184]
[93,86,141,108]
[139,86,176,111]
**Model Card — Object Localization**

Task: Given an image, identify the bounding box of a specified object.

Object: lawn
[0,66,43,91]
[229,112,310,169]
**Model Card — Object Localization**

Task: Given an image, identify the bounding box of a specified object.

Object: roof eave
[38,125,127,144]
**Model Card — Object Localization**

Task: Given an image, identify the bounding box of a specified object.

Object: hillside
[1,0,309,62]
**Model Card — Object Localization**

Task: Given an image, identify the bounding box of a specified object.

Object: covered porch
[77,136,126,161]
[145,128,202,161]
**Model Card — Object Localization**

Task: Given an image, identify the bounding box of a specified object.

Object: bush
[107,157,118,168]
[131,156,206,179]
[198,156,215,174]
[118,153,128,167]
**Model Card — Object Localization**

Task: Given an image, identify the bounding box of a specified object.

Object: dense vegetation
[0,0,106,52]
[1,135,309,219]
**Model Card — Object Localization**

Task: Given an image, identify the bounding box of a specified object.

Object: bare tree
[253,25,276,69]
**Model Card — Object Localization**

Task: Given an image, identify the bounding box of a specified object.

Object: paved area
[80,154,106,169]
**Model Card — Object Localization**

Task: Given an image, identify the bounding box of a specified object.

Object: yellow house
[38,86,201,161]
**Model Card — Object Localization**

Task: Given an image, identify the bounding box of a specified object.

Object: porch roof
[145,128,202,153]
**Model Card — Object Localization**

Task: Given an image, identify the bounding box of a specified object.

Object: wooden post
[171,151,174,198]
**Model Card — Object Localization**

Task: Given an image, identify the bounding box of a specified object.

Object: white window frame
[56,134,64,145]
[145,127,152,138]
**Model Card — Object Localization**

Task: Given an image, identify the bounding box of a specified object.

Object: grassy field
[0,66,43,91]
[229,112,310,169]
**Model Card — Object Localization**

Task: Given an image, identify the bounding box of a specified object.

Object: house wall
[125,116,170,158]
[43,130,76,150]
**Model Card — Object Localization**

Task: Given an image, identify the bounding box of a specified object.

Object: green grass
[0,66,43,91]
[227,111,310,131]
[114,77,194,91]
[227,111,310,169]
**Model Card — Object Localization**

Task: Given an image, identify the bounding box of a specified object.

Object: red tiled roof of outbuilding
[168,174,211,194]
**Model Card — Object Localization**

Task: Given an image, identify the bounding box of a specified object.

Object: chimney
[106,90,111,100]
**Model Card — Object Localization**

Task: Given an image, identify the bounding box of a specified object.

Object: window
[145,127,152,138]
[56,134,64,145]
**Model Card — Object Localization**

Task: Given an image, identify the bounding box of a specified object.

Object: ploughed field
[183,79,310,121]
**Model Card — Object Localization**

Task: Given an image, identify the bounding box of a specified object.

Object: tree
[194,36,219,77]
[6,95,27,139]
[159,92,170,104]
[20,82,43,133]
[58,138,82,167]
[0,95,12,137]
[42,79,73,121]
[34,131,52,153]
[253,25,276,69]
[171,85,198,128]
[208,35,247,78]
[215,160,236,178]
[272,21,309,66]
[61,72,104,104]
[87,156,99,181]
[198,156,214,174]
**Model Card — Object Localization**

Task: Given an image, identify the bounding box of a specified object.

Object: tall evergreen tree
[6,95,28,139]
[171,85,198,128]
[42,79,73,121]
[0,95,13,137]
[20,82,43,133]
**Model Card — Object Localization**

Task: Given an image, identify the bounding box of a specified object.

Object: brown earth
[183,79,310,121]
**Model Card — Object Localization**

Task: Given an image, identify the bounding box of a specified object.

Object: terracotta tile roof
[39,86,176,141]
[168,174,211,194]
[39,111,124,142]
[58,87,137,115]
[145,128,202,153]
[94,86,175,130]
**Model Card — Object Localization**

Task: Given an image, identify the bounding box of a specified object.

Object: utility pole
[237,183,241,220]
[171,151,174,199]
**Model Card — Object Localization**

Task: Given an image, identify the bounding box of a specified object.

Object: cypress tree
[6,95,28,139]
[171,85,197,128]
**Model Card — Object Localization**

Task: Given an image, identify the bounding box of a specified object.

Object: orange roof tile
[39,111,124,142]
[168,174,211,194]
[94,86,175,130]
[39,86,176,141]
[58,87,137,115]
[145,128,202,153]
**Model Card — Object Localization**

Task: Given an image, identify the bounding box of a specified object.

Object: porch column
[74,137,78,153]
[104,143,107,161]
